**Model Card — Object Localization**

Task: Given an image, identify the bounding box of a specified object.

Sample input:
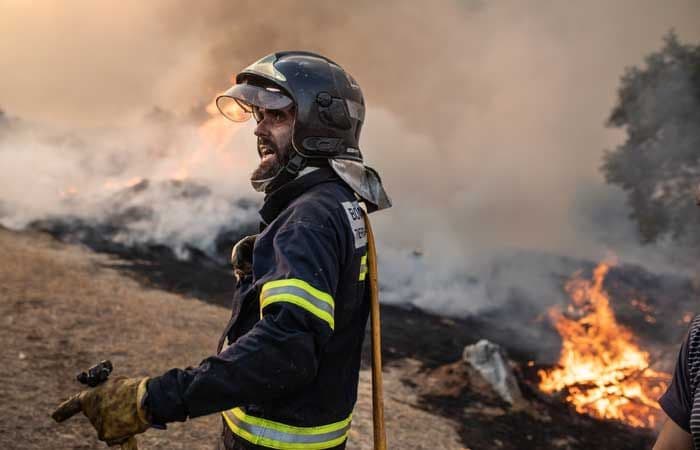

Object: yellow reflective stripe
[222,408,352,450]
[262,294,335,330]
[260,279,335,330]
[262,279,334,306]
[359,253,368,281]
[233,407,352,435]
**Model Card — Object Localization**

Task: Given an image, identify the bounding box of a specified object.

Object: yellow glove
[52,376,150,446]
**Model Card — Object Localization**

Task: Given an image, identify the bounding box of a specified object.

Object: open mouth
[259,145,276,162]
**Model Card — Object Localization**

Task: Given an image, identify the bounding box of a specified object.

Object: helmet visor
[216,83,293,122]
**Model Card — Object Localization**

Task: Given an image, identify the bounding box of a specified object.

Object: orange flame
[538,261,670,428]
[166,105,242,181]
[102,177,144,191]
[679,312,694,325]
[630,298,657,324]
[59,186,79,198]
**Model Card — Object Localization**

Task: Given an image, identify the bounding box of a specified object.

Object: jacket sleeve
[145,221,341,423]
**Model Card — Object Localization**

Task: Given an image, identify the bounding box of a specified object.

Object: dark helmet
[217,51,365,162]
[216,51,391,211]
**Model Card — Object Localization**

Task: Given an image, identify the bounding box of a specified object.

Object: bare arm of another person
[653,417,692,450]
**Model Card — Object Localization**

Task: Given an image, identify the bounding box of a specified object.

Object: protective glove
[231,234,256,282]
[52,376,150,446]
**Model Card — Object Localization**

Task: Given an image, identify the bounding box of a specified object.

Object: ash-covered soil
[0,227,663,449]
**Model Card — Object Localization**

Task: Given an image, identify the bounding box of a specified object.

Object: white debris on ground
[462,339,525,407]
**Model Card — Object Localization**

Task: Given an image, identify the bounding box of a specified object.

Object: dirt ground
[0,228,463,450]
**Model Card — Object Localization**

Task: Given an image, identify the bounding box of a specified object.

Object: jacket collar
[259,167,338,226]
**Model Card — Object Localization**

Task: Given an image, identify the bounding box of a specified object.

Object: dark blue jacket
[146,167,371,449]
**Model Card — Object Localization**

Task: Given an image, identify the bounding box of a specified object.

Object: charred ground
[18,214,697,448]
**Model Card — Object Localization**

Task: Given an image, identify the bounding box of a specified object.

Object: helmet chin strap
[250,151,306,193]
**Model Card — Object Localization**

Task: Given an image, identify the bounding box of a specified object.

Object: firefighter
[52,51,391,450]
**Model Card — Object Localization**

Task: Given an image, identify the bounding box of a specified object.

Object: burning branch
[538,261,670,428]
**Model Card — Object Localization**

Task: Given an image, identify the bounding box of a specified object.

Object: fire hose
[365,213,388,450]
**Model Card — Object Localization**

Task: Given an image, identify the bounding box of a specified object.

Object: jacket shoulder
[285,181,356,225]
[280,180,367,251]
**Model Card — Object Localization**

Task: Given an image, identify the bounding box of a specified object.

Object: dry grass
[0,228,462,449]
[0,228,225,449]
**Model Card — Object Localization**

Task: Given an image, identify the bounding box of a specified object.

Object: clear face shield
[216,83,294,123]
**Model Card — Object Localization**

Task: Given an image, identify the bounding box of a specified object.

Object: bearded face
[251,106,295,184]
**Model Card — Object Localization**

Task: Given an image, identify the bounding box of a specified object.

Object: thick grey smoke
[1,1,699,316]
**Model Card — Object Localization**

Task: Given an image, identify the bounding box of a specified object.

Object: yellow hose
[364,215,387,450]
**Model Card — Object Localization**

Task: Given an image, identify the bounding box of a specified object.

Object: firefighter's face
[252,105,295,182]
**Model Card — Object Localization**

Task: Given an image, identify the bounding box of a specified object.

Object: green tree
[603,32,700,250]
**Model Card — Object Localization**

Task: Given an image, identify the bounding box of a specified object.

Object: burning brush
[538,261,671,428]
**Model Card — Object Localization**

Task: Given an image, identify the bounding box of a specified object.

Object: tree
[602,32,700,251]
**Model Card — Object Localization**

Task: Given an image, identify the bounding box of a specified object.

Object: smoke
[1,0,699,316]
[0,111,261,257]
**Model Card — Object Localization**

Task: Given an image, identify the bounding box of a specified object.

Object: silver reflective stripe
[262,286,334,316]
[223,410,351,445]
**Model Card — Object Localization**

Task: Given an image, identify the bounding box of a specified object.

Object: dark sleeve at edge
[658,333,692,433]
